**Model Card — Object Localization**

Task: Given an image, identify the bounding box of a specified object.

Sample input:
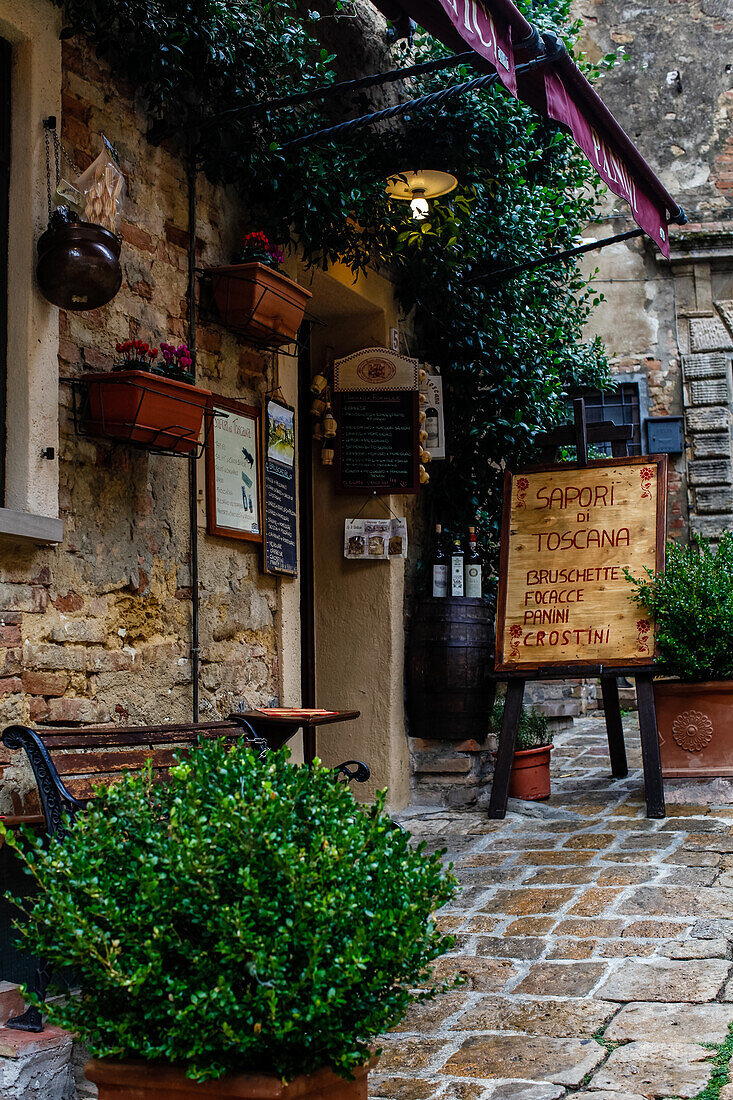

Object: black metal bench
[1,715,369,1031]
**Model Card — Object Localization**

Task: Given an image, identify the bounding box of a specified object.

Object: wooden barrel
[406,597,496,741]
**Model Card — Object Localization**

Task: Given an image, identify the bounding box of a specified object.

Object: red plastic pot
[207,262,312,347]
[509,745,553,800]
[85,1058,372,1099]
[84,370,212,454]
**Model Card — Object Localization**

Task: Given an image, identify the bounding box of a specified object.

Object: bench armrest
[1,725,85,839]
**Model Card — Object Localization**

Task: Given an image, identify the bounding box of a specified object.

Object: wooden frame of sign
[205,396,263,543]
[495,454,667,672]
[487,401,669,821]
[334,391,420,495]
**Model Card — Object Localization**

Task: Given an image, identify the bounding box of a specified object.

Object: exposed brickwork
[0,39,283,814]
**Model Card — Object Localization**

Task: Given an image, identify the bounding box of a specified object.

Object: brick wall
[0,40,284,814]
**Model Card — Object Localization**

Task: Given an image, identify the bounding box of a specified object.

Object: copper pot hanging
[36,209,122,311]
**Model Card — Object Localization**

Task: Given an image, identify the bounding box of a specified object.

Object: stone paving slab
[486,1083,565,1099]
[605,1000,733,1043]
[589,1041,712,1097]
[383,716,733,1100]
[442,1034,606,1086]
[455,995,617,1036]
[595,957,731,1001]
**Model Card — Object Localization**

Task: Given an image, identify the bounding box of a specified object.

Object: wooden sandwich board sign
[496,455,667,671]
[487,399,669,822]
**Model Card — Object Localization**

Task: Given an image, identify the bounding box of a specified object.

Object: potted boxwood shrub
[2,740,456,1099]
[84,339,212,454]
[626,533,733,777]
[493,701,553,800]
[206,231,312,347]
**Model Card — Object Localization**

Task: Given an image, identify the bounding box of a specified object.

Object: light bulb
[410,190,429,220]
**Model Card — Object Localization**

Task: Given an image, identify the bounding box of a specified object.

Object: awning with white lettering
[370,0,685,256]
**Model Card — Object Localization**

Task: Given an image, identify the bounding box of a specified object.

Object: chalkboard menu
[335,391,419,494]
[262,399,298,576]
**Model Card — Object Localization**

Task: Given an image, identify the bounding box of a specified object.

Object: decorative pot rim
[38,219,122,250]
[84,368,212,397]
[205,261,313,299]
[513,744,553,757]
[84,1055,375,1097]
[653,678,733,690]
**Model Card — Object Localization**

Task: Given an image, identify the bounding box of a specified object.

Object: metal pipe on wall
[186,145,200,722]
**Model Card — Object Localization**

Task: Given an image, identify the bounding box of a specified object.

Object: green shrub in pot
[626,533,733,779]
[491,700,551,749]
[2,741,456,1084]
[491,701,553,800]
[625,533,733,682]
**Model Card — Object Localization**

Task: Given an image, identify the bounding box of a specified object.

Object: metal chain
[43,126,53,219]
[43,120,82,218]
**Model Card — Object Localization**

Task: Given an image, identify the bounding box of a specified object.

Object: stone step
[0,1025,77,1100]
[688,458,733,485]
[688,378,731,405]
[686,406,730,432]
[690,515,733,539]
[0,983,25,1026]
[692,431,732,458]
[694,485,733,513]
[682,351,729,381]
[690,316,732,352]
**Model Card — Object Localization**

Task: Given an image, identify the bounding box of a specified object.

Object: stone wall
[574,0,733,546]
[0,39,288,814]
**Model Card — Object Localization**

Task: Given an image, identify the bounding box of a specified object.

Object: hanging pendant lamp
[385,170,458,220]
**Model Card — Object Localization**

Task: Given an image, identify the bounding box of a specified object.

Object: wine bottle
[451,538,464,597]
[465,526,482,599]
[431,524,448,598]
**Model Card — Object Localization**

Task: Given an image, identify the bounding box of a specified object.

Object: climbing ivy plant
[56,0,611,591]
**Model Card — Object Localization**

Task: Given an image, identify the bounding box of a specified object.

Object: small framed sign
[206,396,262,542]
[262,397,298,576]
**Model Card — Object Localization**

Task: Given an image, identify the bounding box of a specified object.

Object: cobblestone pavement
[376,716,733,1100]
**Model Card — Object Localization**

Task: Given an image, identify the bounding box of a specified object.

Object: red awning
[371,0,685,256]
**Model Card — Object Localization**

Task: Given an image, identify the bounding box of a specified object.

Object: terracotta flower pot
[207,263,312,347]
[84,1058,372,1099]
[84,370,212,455]
[36,218,122,311]
[509,745,552,800]
[654,679,733,777]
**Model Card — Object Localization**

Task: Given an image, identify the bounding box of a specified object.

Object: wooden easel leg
[600,675,628,778]
[488,679,525,819]
[635,672,665,819]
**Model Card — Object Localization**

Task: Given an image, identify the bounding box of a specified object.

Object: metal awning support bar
[279,55,551,153]
[470,227,645,284]
[148,51,477,141]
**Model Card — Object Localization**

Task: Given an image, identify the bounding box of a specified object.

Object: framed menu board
[206,397,262,542]
[335,391,419,494]
[262,398,298,576]
[495,455,667,672]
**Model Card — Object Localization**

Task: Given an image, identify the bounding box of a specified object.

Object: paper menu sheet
[344,517,408,560]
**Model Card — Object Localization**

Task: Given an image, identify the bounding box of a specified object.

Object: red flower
[149,348,158,358]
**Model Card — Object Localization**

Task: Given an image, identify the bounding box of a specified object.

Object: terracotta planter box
[207,263,312,347]
[509,745,552,800]
[84,370,212,455]
[85,1058,371,1099]
[654,679,733,777]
